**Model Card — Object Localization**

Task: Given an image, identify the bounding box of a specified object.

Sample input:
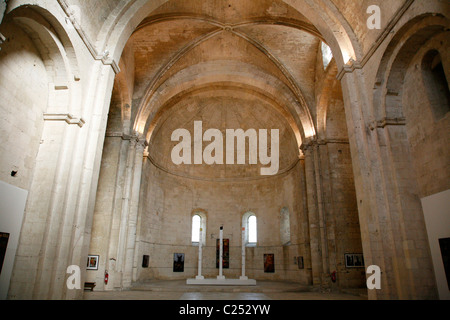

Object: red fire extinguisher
[104,271,109,285]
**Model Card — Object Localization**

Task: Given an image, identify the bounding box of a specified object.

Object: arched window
[243,212,257,246]
[191,211,206,245]
[191,214,201,243]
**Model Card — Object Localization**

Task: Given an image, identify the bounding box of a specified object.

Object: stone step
[131,280,312,293]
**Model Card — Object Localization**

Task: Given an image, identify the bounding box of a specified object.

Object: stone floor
[83,280,367,300]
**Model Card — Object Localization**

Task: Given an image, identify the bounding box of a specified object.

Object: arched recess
[2,5,84,300]
[374,14,449,122]
[92,0,362,291]
[7,5,82,115]
[367,13,449,300]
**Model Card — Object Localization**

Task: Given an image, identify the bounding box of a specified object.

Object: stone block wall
[135,159,311,283]
[0,22,48,191]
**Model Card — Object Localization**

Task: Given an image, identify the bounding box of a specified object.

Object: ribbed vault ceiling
[116,0,333,178]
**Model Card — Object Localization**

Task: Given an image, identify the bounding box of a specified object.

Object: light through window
[322,41,333,69]
[191,215,201,243]
[248,215,257,244]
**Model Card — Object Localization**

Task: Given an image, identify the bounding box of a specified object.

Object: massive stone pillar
[89,130,146,291]
[122,137,146,288]
[339,68,437,300]
[301,140,327,287]
[8,61,117,300]
[301,137,363,290]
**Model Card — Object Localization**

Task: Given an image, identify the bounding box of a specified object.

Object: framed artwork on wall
[142,255,149,268]
[0,232,10,276]
[216,239,230,269]
[173,253,185,272]
[264,254,275,273]
[87,255,99,270]
[345,253,365,268]
[439,238,450,290]
[297,256,304,270]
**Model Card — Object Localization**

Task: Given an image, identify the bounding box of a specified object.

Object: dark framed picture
[0,232,10,276]
[216,239,230,269]
[142,255,149,268]
[297,256,304,269]
[87,255,99,270]
[264,254,275,273]
[439,238,450,290]
[345,253,365,268]
[173,253,185,272]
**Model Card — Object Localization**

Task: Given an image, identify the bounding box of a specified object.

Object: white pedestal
[186,226,256,287]
[186,278,257,286]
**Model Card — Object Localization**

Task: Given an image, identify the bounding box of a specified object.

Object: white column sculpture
[240,226,248,280]
[217,226,226,280]
[196,227,204,280]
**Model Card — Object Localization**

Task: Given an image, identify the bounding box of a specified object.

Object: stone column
[301,140,325,287]
[217,226,225,280]
[339,68,437,299]
[313,142,331,286]
[196,227,204,280]
[104,132,132,290]
[114,135,137,287]
[65,62,117,300]
[21,116,84,300]
[297,156,313,284]
[240,226,247,280]
[122,136,146,288]
[8,61,117,300]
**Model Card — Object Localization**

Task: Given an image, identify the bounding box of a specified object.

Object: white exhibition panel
[0,181,28,300]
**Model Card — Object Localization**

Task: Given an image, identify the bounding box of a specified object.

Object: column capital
[301,138,350,153]
[300,137,318,153]
[105,131,148,148]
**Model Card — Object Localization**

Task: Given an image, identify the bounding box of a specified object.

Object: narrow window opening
[248,215,257,244]
[191,215,201,243]
[321,42,333,70]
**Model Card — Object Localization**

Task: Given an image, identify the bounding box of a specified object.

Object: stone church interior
[0,0,449,301]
